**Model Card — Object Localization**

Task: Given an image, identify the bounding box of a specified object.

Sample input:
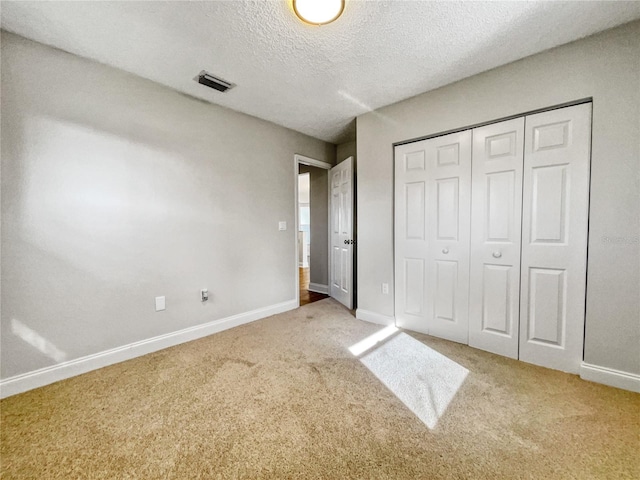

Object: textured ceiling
[2,1,640,144]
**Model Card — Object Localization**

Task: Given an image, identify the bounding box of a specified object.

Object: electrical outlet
[382,283,389,295]
[201,289,209,302]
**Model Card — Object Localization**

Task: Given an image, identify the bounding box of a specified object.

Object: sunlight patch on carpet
[348,325,399,356]
[350,330,468,429]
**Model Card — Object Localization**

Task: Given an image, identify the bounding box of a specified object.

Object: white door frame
[294,154,332,306]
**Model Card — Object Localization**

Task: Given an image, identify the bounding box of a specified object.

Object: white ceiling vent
[196,71,234,92]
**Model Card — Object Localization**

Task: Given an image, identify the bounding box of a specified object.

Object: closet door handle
[492,251,502,258]
[442,248,449,254]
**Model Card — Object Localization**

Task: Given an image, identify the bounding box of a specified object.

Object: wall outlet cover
[155,296,166,311]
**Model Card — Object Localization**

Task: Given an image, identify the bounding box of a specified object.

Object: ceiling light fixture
[293,0,345,25]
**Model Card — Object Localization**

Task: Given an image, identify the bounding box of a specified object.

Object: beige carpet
[1,298,638,479]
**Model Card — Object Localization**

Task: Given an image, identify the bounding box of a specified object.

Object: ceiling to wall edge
[9,19,632,148]
[0,29,354,147]
[2,21,624,148]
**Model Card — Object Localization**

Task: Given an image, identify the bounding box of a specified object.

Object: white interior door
[330,157,354,309]
[395,131,471,343]
[519,103,591,374]
[468,118,524,358]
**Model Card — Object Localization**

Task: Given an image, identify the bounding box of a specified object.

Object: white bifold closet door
[394,131,471,343]
[468,118,525,359]
[519,104,591,374]
[394,103,591,374]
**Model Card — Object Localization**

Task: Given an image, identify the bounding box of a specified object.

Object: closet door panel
[426,131,472,344]
[469,118,524,359]
[482,264,512,333]
[519,103,591,374]
[395,130,471,342]
[395,143,429,333]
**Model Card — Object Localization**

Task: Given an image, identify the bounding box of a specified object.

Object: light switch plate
[279,221,287,231]
[155,296,166,311]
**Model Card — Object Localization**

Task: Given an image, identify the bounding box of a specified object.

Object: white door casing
[394,131,471,343]
[468,118,525,359]
[519,103,591,374]
[330,157,354,309]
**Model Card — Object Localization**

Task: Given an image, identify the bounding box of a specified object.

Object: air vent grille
[196,71,234,92]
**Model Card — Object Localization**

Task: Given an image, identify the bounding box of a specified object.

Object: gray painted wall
[356,21,640,375]
[0,32,335,379]
[337,141,356,164]
[298,165,329,287]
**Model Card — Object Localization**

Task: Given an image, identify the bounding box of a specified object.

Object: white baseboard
[308,283,329,294]
[580,363,640,393]
[0,299,298,399]
[356,308,396,326]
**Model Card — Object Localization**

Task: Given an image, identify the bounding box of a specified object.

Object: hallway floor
[299,267,328,306]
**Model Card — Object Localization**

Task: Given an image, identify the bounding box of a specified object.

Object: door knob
[492,251,502,258]
[442,248,449,254]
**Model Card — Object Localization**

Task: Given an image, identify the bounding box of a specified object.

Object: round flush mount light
[293,0,345,25]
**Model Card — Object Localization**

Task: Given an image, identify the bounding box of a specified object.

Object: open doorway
[298,165,329,306]
[298,172,311,270]
[295,155,332,307]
